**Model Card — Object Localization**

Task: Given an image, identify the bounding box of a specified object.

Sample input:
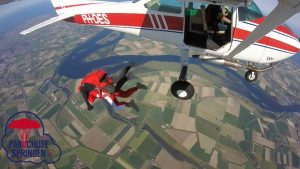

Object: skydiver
[206,5,231,32]
[206,4,232,46]
[78,67,147,111]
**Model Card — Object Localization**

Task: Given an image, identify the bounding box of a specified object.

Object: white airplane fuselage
[52,0,300,65]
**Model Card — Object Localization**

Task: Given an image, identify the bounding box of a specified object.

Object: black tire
[245,70,258,82]
[171,81,195,100]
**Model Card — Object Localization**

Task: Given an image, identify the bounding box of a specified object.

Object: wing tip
[20,31,28,35]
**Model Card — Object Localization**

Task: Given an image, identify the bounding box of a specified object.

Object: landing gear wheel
[245,70,258,82]
[171,81,195,100]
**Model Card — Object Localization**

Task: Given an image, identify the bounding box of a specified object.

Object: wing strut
[228,0,300,57]
[20,13,74,35]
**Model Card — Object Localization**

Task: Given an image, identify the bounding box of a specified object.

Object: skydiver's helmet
[222,6,229,16]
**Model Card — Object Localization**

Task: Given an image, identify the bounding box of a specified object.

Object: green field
[253,144,264,160]
[121,133,161,168]
[129,131,149,151]
[110,162,125,169]
[162,107,175,124]
[57,139,71,153]
[275,120,290,136]
[142,62,179,72]
[239,140,253,153]
[218,136,240,151]
[136,135,161,160]
[43,104,61,119]
[58,162,73,169]
[102,142,115,154]
[197,97,227,127]
[114,125,130,142]
[223,113,241,128]
[133,103,162,125]
[215,88,225,97]
[120,149,144,169]
[0,115,3,126]
[6,106,18,113]
[28,93,48,112]
[131,65,158,75]
[217,152,229,169]
[196,117,220,140]
[150,165,161,169]
[34,101,49,113]
[91,154,111,169]
[69,124,83,137]
[28,93,42,109]
[100,118,123,136]
[66,101,93,129]
[55,155,71,168]
[254,144,264,159]
[239,106,256,127]
[191,142,211,162]
[135,89,148,101]
[88,99,107,120]
[74,146,98,165]
[292,152,300,167]
[189,102,197,117]
[23,82,36,87]
[244,161,256,169]
[146,120,211,168]
[244,119,260,140]
[150,107,164,125]
[57,108,74,128]
[260,160,277,169]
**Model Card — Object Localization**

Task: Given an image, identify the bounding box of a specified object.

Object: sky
[0,0,46,20]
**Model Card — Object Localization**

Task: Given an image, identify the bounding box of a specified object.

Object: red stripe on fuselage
[151,14,160,29]
[250,17,297,39]
[73,13,185,32]
[74,13,153,29]
[157,15,166,29]
[234,28,299,53]
[164,16,183,31]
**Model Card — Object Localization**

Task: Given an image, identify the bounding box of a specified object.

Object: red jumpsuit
[78,69,137,109]
[88,87,137,109]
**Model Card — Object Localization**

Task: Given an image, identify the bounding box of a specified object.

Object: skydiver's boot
[136,83,147,90]
[87,104,94,111]
[127,100,139,111]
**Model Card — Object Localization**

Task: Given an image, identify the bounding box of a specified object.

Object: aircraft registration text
[81,14,110,25]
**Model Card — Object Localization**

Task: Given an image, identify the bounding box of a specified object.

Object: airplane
[21,0,300,100]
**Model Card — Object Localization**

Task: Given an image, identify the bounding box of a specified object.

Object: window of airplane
[145,0,182,14]
[238,2,263,21]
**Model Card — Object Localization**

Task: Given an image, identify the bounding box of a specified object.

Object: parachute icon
[8,118,41,149]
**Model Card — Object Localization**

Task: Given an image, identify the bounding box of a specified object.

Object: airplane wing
[228,0,300,57]
[20,13,74,35]
[179,0,252,6]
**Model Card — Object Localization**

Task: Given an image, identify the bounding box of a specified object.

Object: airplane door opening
[184,2,233,50]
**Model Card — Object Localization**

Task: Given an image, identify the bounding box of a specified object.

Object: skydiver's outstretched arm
[115,76,128,92]
[110,66,132,91]
[111,66,132,83]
